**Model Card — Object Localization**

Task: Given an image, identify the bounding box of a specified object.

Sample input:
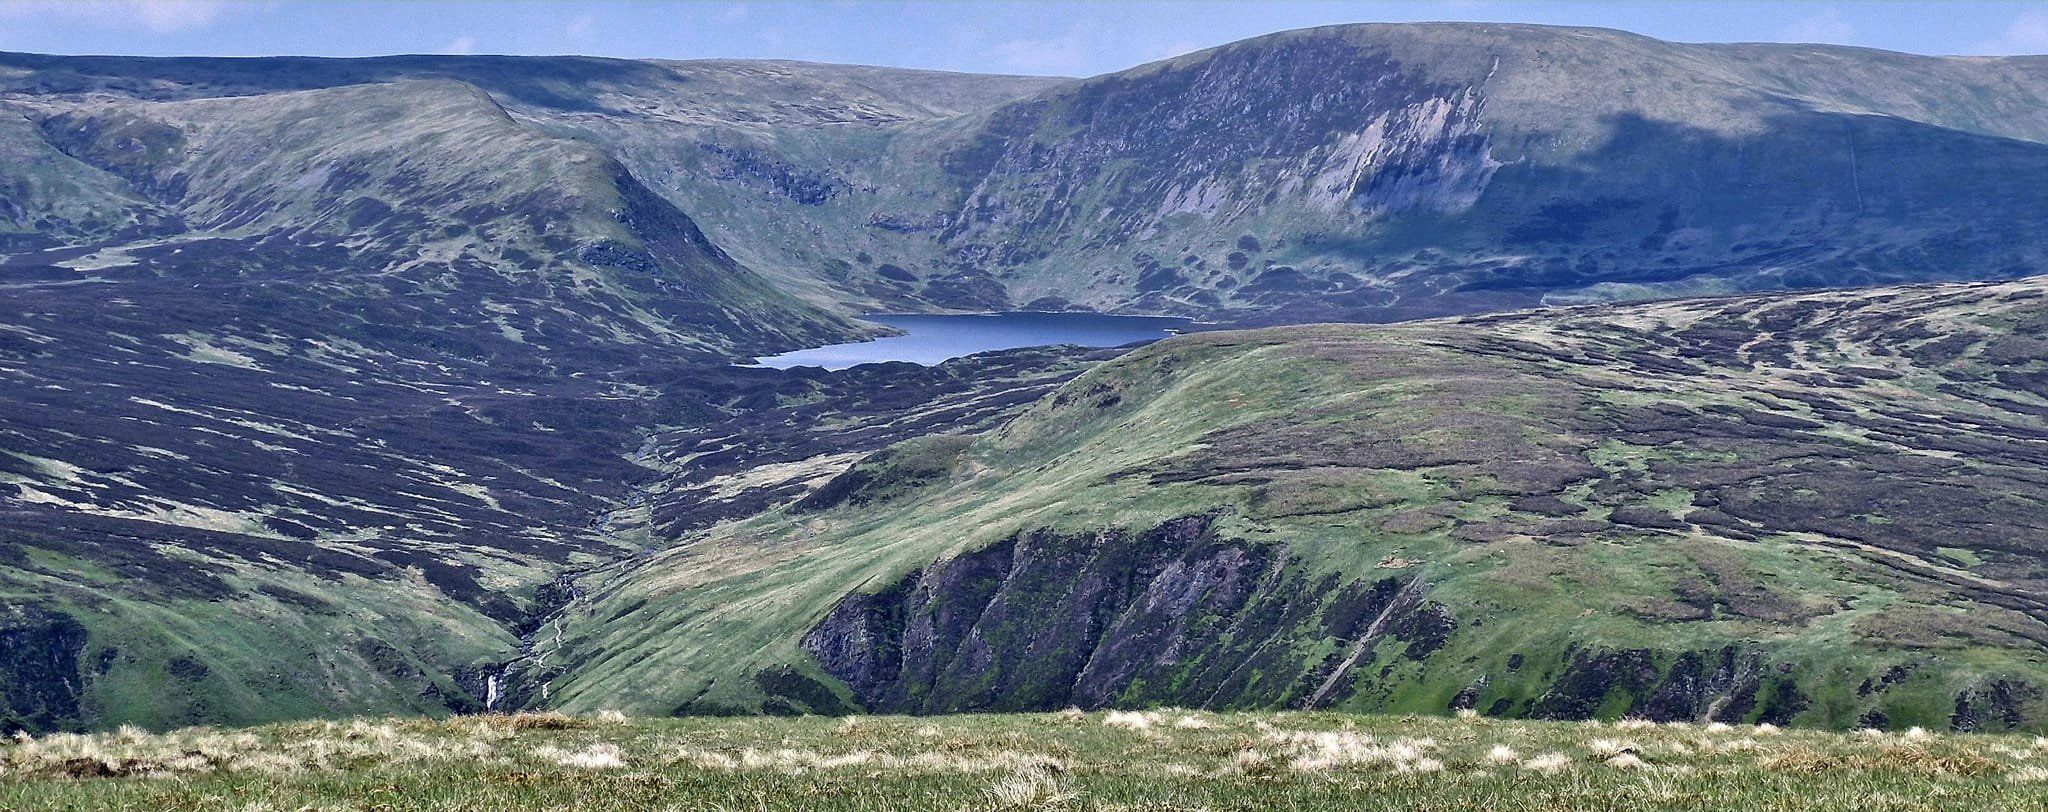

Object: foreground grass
[5,711,2047,811]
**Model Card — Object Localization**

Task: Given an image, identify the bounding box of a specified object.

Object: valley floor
[4,711,2046,811]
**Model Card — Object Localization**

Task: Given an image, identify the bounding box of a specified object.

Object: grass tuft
[985,763,1074,809]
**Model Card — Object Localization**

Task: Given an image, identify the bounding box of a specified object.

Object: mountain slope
[548,276,2048,730]
[495,27,2048,320]
[0,73,879,732]
[0,51,1064,307]
[9,28,2048,320]
[886,24,2048,318]
[475,27,2048,319]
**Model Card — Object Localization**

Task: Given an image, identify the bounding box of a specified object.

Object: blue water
[753,312,1195,370]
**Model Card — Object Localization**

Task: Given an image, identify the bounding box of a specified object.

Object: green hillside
[546,276,2048,730]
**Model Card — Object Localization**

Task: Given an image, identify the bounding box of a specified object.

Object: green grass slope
[0,109,171,250]
[5,710,2047,811]
[550,276,2048,730]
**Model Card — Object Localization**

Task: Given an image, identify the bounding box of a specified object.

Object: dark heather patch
[754,666,855,716]
[165,655,210,682]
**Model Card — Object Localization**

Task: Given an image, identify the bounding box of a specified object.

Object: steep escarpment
[802,514,1452,713]
[0,604,89,734]
[802,527,1825,726]
[561,276,2048,731]
[899,24,2048,319]
[932,36,1500,275]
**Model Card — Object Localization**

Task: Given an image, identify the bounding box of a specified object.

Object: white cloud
[0,0,229,33]
[943,22,984,50]
[1973,9,2048,55]
[990,32,1089,75]
[1777,8,1853,45]
[131,0,225,32]
[719,3,749,23]
[442,35,476,55]
[566,13,596,42]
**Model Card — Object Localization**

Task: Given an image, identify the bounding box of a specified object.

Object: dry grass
[4,711,2046,811]
[985,762,1073,809]
[451,711,597,734]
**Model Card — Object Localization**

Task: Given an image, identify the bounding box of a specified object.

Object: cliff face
[804,515,1455,713]
[904,25,2048,320]
[797,517,1823,726]
[0,605,88,734]
[935,38,1501,268]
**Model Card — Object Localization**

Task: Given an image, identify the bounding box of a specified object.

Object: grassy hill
[543,276,2048,730]
[4,710,2046,811]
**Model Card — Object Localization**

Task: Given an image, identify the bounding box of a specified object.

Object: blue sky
[1,1,2043,75]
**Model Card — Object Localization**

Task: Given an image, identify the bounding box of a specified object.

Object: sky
[0,1,2043,76]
